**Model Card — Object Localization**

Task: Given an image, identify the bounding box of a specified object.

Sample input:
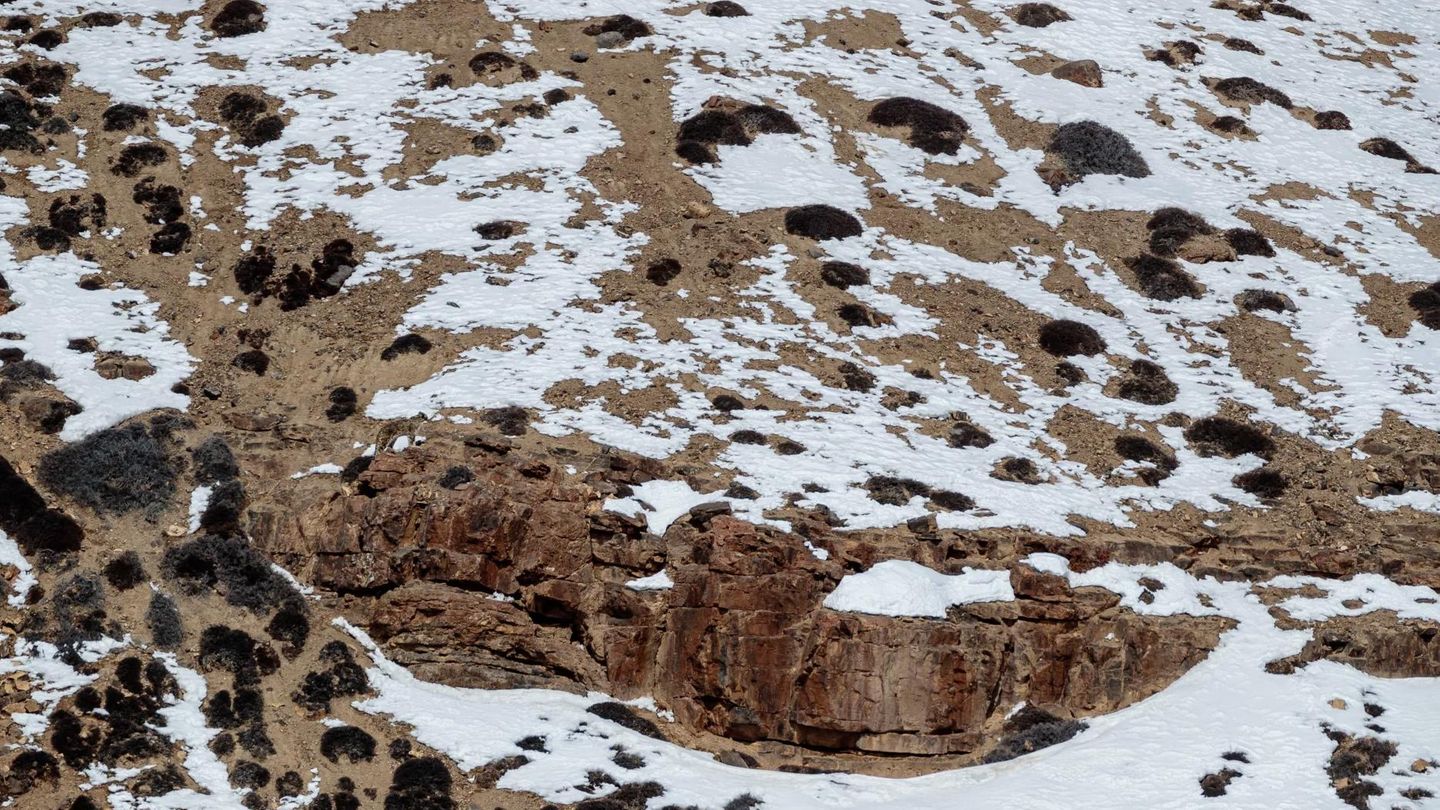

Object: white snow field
[2,0,1439,807]
[3,0,1432,534]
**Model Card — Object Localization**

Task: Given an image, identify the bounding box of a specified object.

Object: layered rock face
[253,442,1226,758]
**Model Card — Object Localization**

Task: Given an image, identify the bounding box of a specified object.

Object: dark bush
[321,726,377,763]
[1268,3,1310,20]
[8,749,60,792]
[146,591,183,648]
[581,15,652,41]
[1114,435,1176,469]
[1184,416,1274,458]
[1147,207,1212,235]
[1038,319,1106,357]
[387,756,455,810]
[149,221,191,255]
[1048,121,1149,178]
[1234,467,1286,498]
[994,457,1042,484]
[468,52,538,81]
[133,179,184,224]
[820,261,868,289]
[586,702,664,739]
[323,386,358,422]
[1200,768,1240,797]
[1223,37,1262,54]
[574,781,666,809]
[103,551,146,591]
[1235,289,1294,313]
[483,405,527,436]
[381,333,432,361]
[864,475,931,505]
[1313,110,1351,130]
[677,110,750,146]
[192,436,239,484]
[29,30,63,49]
[711,393,745,412]
[276,770,304,797]
[948,420,994,448]
[475,220,521,240]
[738,104,800,135]
[48,194,108,236]
[341,455,373,483]
[1408,281,1440,328]
[1213,77,1292,108]
[729,429,766,445]
[162,532,298,612]
[232,349,269,376]
[1225,227,1274,257]
[4,62,67,96]
[1115,358,1177,405]
[198,478,247,534]
[1013,2,1071,26]
[38,423,176,515]
[231,760,270,789]
[220,92,266,125]
[1360,137,1430,172]
[868,97,968,155]
[238,113,284,147]
[198,626,279,680]
[675,140,717,164]
[984,715,1087,762]
[704,0,749,15]
[1125,254,1201,300]
[211,0,266,37]
[438,465,473,488]
[784,205,863,240]
[112,143,168,178]
[265,598,309,652]
[645,258,681,285]
[930,490,975,510]
[233,247,275,294]
[836,302,883,328]
[102,103,148,132]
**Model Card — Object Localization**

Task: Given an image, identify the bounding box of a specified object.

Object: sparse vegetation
[1184,416,1274,458]
[1048,121,1150,178]
[38,422,177,516]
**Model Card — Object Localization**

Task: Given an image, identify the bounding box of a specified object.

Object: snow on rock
[344,561,1440,809]
[822,560,1014,618]
[604,480,729,535]
[625,570,675,592]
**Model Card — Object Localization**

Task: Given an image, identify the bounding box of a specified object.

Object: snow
[625,570,675,592]
[823,560,1014,618]
[0,529,38,607]
[345,558,1440,809]
[604,480,729,535]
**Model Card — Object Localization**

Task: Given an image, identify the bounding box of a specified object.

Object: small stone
[165,524,187,537]
[1328,698,1347,710]
[594,30,624,48]
[1051,59,1103,87]
[683,201,712,219]
[570,51,589,63]
[1413,759,1431,773]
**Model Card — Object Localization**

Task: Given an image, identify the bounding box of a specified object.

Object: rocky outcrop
[252,442,1227,759]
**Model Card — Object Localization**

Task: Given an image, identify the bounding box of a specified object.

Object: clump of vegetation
[381,333,432,361]
[217,90,284,147]
[586,701,665,739]
[103,551,147,591]
[468,51,539,83]
[1048,121,1150,178]
[705,0,749,15]
[948,419,994,449]
[146,591,183,649]
[864,475,931,506]
[321,726,377,763]
[1184,416,1274,458]
[1234,467,1287,498]
[326,386,357,422]
[102,102,148,132]
[930,490,975,511]
[293,643,371,712]
[387,757,456,810]
[211,0,266,37]
[784,205,863,240]
[1408,281,1440,329]
[265,596,309,655]
[111,142,168,177]
[1359,138,1435,173]
[1038,319,1106,357]
[1013,2,1071,26]
[163,532,298,612]
[1125,254,1201,300]
[38,422,177,516]
[867,97,969,155]
[1200,768,1241,797]
[191,436,239,485]
[645,258,682,285]
[983,706,1087,763]
[1236,289,1295,313]
[1312,110,1351,130]
[1225,227,1274,257]
[1114,358,1178,405]
[1213,77,1292,108]
[820,261,868,289]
